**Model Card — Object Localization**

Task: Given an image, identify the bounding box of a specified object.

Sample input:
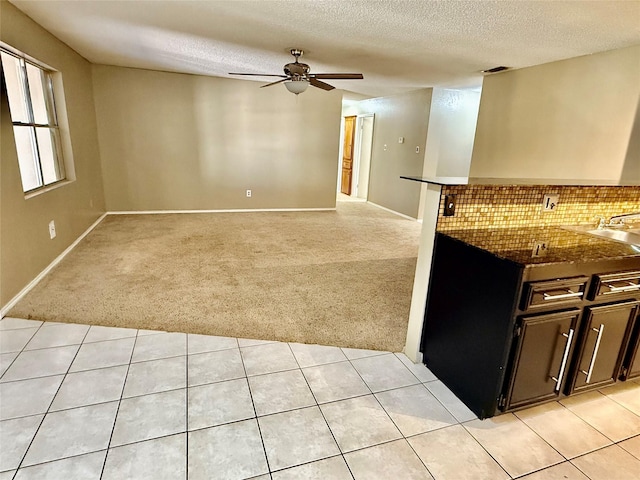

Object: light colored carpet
[10,202,422,351]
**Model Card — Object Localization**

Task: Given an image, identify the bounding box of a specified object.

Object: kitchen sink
[563,225,640,247]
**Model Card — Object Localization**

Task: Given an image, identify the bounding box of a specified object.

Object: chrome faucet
[607,212,640,227]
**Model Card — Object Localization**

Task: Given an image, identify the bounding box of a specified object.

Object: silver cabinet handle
[551,328,574,391]
[543,290,583,301]
[606,282,640,293]
[581,324,605,383]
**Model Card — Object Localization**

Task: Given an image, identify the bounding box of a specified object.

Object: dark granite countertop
[400,176,638,186]
[438,226,640,266]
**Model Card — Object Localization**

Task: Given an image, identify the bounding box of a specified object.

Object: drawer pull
[543,290,583,301]
[551,328,574,391]
[581,324,605,383]
[605,282,640,293]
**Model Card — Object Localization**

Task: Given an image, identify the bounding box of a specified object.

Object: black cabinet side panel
[421,234,522,418]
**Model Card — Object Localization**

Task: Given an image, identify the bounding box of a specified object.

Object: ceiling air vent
[481,66,510,74]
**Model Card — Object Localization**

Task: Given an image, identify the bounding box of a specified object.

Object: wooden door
[341,116,356,195]
[505,309,580,410]
[568,300,639,393]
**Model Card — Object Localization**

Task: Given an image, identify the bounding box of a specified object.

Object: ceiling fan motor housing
[284,62,310,77]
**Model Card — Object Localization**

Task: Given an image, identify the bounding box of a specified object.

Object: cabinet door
[504,309,580,411]
[621,314,640,380]
[569,301,639,393]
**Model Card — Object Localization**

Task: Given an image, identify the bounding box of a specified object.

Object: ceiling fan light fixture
[284,78,309,94]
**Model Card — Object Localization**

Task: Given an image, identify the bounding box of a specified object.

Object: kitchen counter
[400,176,632,186]
[439,226,640,266]
[424,226,640,418]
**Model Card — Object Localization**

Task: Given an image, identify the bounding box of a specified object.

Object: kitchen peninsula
[402,177,640,419]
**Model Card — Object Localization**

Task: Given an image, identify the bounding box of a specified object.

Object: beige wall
[470,45,640,184]
[92,65,342,211]
[418,87,481,219]
[1,1,105,308]
[423,88,481,178]
[345,89,432,218]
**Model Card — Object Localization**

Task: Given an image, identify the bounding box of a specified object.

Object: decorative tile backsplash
[436,185,640,231]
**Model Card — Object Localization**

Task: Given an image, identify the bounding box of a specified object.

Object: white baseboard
[366,201,419,221]
[108,207,337,215]
[1,213,108,318]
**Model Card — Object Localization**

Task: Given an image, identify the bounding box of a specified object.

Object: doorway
[340,116,356,195]
[338,114,374,200]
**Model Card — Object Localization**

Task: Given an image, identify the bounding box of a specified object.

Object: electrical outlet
[532,241,548,257]
[542,194,559,212]
[49,220,56,239]
[383,144,388,151]
[443,194,456,217]
[246,189,252,198]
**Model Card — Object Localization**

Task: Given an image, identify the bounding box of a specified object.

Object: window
[1,49,65,193]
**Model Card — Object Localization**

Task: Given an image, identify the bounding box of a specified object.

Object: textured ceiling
[8,0,640,97]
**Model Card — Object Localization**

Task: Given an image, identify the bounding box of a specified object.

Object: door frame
[352,114,374,199]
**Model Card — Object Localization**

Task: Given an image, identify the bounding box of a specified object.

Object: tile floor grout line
[14,326,92,353]
[558,389,637,444]
[460,423,517,479]
[388,351,428,385]
[526,398,619,447]
[565,458,595,480]
[0,321,46,382]
[185,334,189,479]
[12,324,92,474]
[0,319,45,332]
[266,453,350,478]
[388,435,438,480]
[289,343,356,479]
[369,386,440,478]
[4,449,109,477]
[238,339,271,476]
[596,384,640,421]
[98,329,141,479]
[515,399,619,463]
[365,380,440,479]
[423,380,477,424]
[509,460,580,480]
[341,348,416,471]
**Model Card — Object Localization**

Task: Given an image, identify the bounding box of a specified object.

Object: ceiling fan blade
[261,78,288,88]
[310,78,335,91]
[311,73,364,80]
[228,73,288,78]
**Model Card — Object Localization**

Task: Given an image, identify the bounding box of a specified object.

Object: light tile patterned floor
[1,317,639,479]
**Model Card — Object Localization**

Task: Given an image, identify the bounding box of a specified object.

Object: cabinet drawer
[521,277,589,310]
[589,270,640,300]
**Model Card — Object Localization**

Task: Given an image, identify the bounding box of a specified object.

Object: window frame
[1,47,66,194]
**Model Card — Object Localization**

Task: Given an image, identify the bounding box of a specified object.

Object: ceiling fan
[229,49,364,95]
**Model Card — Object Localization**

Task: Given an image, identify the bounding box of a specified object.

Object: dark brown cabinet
[569,300,639,392]
[505,309,580,410]
[421,233,640,419]
[623,326,640,380]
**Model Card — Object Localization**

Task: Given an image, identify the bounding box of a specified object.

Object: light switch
[542,194,559,212]
[398,137,404,144]
[415,146,420,154]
